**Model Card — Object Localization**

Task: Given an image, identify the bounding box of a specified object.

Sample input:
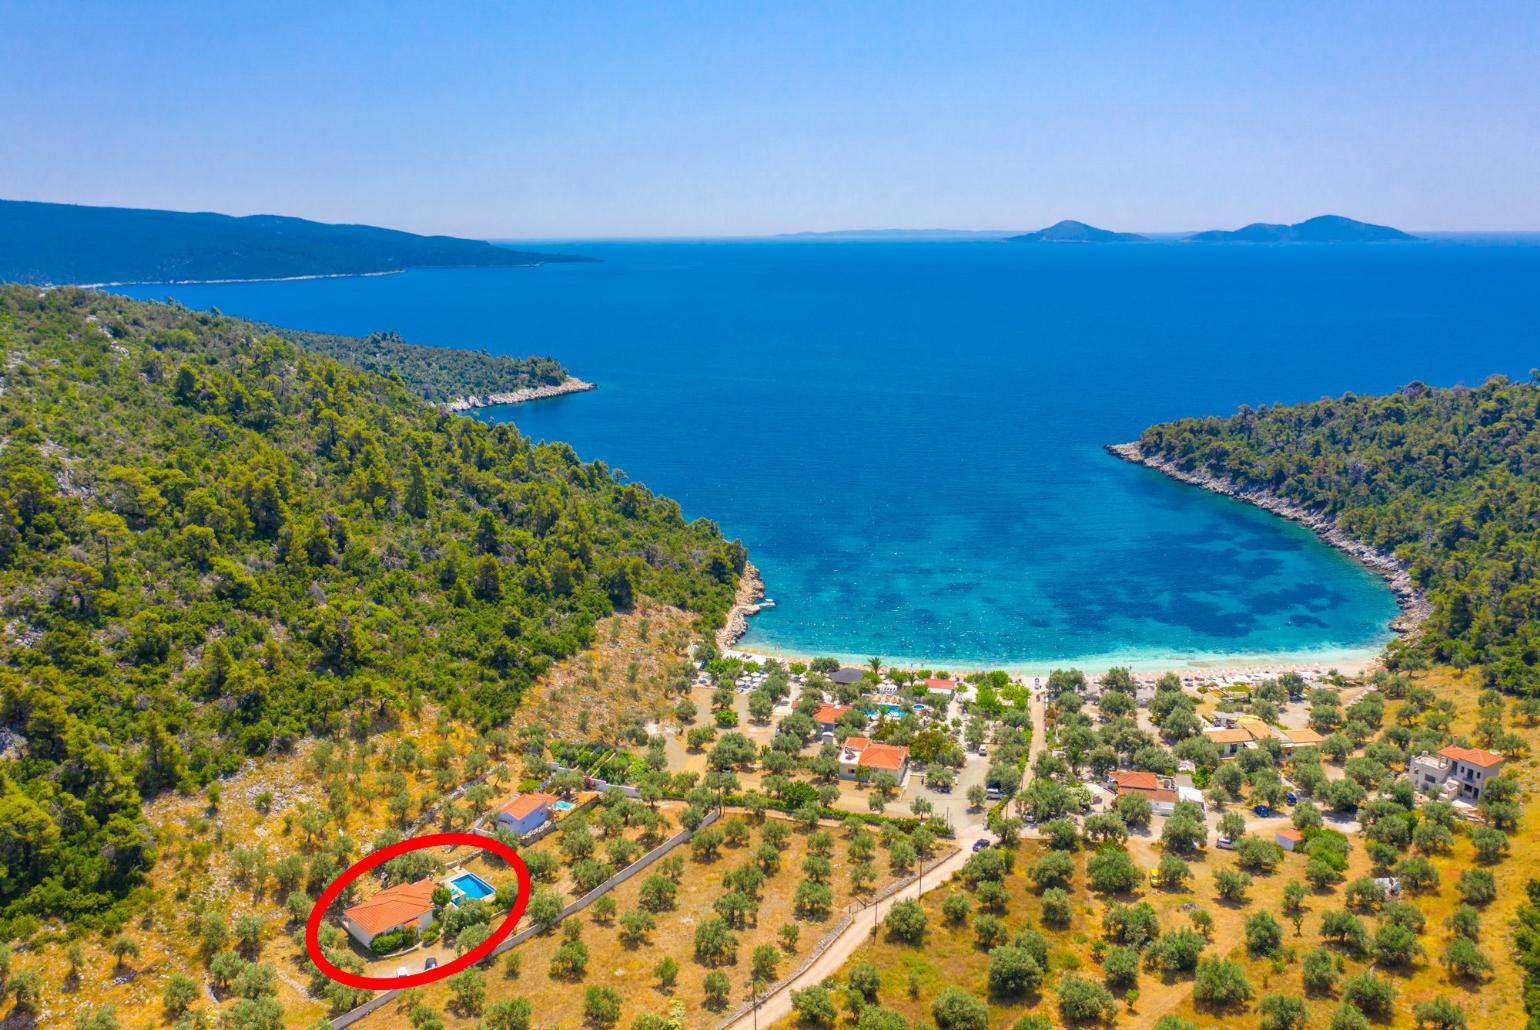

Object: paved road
[721,825,992,1030]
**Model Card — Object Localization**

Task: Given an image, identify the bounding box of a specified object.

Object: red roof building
[341,878,437,946]
[1108,770,1160,792]
[813,703,853,727]
[1437,745,1503,769]
[838,736,910,779]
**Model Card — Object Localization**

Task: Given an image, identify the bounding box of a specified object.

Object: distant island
[1006,219,1148,244]
[0,198,589,285]
[1186,214,1418,243]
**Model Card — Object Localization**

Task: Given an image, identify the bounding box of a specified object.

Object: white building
[1409,745,1503,802]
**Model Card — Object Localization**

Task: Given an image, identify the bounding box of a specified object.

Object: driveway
[719,825,991,1030]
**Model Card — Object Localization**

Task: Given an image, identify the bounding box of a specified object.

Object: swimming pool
[448,872,496,904]
[552,800,575,812]
[866,703,905,718]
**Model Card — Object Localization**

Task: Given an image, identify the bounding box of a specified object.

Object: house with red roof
[923,678,957,694]
[1409,745,1504,802]
[1276,828,1304,851]
[495,792,558,836]
[1107,770,1178,815]
[838,736,910,783]
[340,878,438,948]
[813,703,853,734]
[1108,770,1160,792]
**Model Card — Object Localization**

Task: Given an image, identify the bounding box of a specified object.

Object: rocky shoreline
[441,376,596,412]
[1107,442,1431,637]
[717,562,766,651]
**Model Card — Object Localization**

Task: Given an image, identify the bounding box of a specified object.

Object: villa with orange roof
[496,792,558,836]
[340,878,438,948]
[1107,769,1180,814]
[1107,770,1160,792]
[813,703,853,734]
[1409,744,1504,802]
[838,736,910,782]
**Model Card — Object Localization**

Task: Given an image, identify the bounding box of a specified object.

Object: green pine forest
[0,286,743,935]
[1136,375,1540,688]
[274,326,571,404]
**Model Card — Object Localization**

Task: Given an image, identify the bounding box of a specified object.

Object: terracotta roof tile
[857,741,909,771]
[813,704,852,724]
[1438,745,1503,769]
[342,878,437,937]
[1109,770,1159,791]
[501,792,557,819]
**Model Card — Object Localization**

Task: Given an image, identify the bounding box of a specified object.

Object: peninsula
[0,198,589,285]
[276,325,582,407]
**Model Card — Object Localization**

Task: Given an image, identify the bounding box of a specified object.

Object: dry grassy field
[360,813,936,1030]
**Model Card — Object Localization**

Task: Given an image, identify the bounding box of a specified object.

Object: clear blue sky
[3,2,1536,236]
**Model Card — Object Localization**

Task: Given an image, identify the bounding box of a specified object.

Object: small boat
[759,598,776,608]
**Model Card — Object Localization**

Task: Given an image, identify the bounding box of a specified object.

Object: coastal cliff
[1106,442,1430,636]
[441,376,596,411]
[718,562,766,650]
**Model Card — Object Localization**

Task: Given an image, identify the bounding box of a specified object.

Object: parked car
[424,956,438,970]
[1252,804,1272,817]
[1216,836,1235,850]
[1284,791,1298,805]
[972,838,991,853]
[1375,876,1402,896]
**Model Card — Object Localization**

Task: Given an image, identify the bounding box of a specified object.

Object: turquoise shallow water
[119,238,1540,670]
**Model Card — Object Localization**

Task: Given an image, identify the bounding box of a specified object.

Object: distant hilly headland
[0,198,589,285]
[1187,214,1419,243]
[1007,219,1148,243]
[1004,214,1417,245]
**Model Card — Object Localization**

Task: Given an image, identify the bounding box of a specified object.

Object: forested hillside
[1134,375,1540,685]
[278,326,570,404]
[0,199,588,285]
[0,287,743,934]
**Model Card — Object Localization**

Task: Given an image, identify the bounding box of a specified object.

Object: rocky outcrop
[1107,442,1430,636]
[441,377,596,412]
[717,562,766,650]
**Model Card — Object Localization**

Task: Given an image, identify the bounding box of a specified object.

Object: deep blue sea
[118,238,1540,671]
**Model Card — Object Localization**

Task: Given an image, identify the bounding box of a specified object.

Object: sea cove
[118,237,1540,669]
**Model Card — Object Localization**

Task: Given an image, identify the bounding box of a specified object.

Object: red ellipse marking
[304,832,530,991]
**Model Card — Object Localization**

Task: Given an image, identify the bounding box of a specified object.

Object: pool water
[552,800,575,812]
[448,872,496,903]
